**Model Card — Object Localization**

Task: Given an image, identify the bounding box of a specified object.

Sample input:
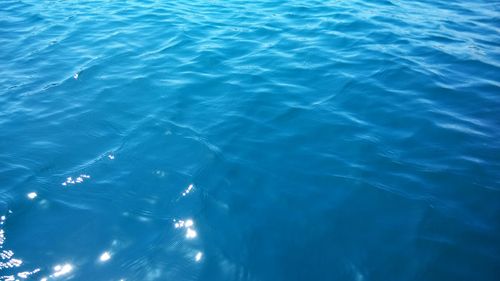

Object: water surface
[1,0,499,280]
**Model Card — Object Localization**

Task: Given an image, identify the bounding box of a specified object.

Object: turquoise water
[1,0,500,280]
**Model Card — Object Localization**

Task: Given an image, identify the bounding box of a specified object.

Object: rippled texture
[1,0,500,280]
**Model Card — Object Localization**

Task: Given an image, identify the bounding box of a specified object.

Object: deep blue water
[1,0,500,280]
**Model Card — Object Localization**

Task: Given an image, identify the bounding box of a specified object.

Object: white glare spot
[182,184,194,196]
[62,174,91,186]
[73,73,79,79]
[3,258,23,267]
[41,278,48,281]
[53,263,72,277]
[195,252,203,262]
[27,192,37,199]
[186,228,197,239]
[174,220,185,228]
[185,219,194,227]
[108,154,115,160]
[99,251,111,262]
[17,268,40,278]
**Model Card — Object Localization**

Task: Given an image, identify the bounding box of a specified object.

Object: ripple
[1,0,499,280]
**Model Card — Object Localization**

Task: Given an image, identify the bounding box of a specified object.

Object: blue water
[1,0,499,280]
